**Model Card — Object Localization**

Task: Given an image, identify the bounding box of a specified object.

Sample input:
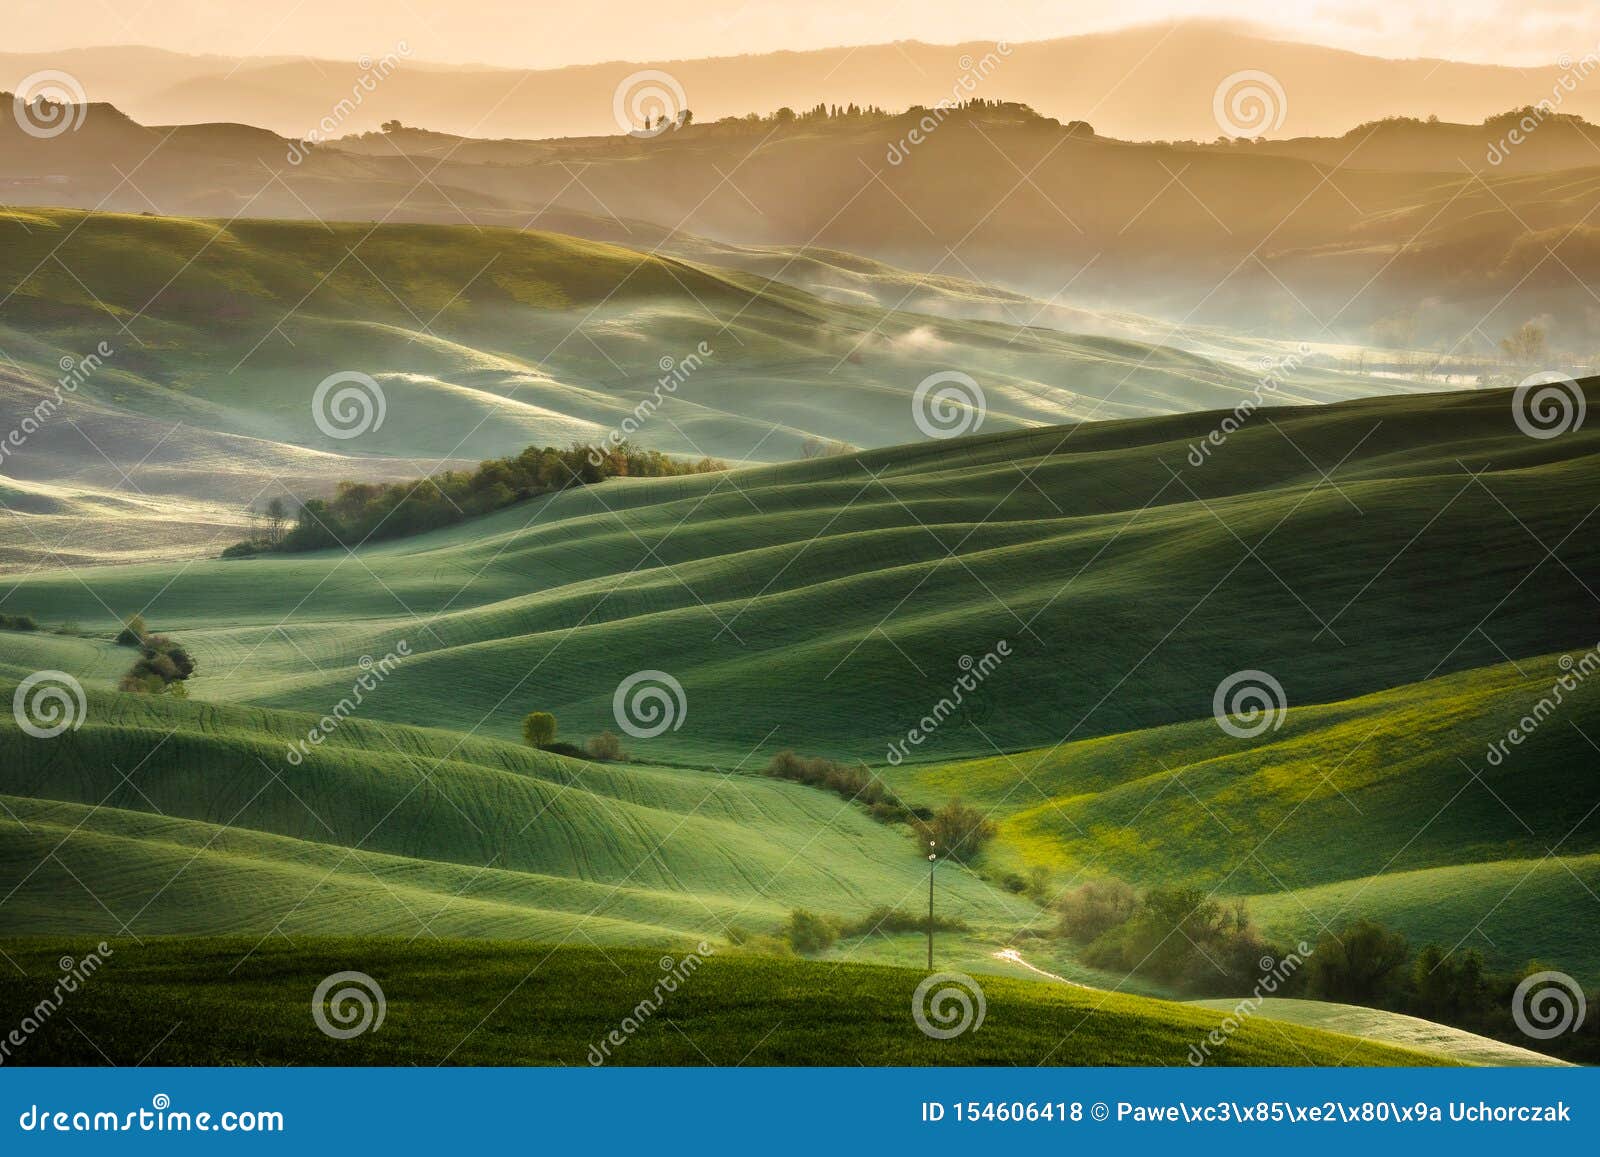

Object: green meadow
[0,939,1444,1067]
[0,367,1594,1065]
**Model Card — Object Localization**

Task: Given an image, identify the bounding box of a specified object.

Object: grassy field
[0,206,1420,570]
[2,383,1594,765]
[886,654,1600,975]
[0,383,1594,1063]
[1184,998,1564,1067]
[0,690,1031,945]
[0,938,1445,1066]
[0,206,1360,469]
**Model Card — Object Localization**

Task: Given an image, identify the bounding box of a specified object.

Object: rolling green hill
[0,938,1444,1066]
[0,383,1593,1063]
[2,382,1595,985]
[0,689,1032,944]
[0,206,1352,469]
[885,653,1600,976]
[2,383,1593,764]
[1,206,1415,570]
[1184,998,1564,1067]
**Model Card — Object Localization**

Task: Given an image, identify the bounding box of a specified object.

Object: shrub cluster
[782,910,840,956]
[763,751,910,823]
[839,907,970,937]
[0,613,38,632]
[1053,881,1275,993]
[224,441,723,557]
[1078,885,1274,992]
[115,614,147,646]
[118,633,196,695]
[584,731,627,761]
[912,800,997,864]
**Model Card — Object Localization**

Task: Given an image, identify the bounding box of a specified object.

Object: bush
[0,613,38,632]
[839,906,968,938]
[763,751,910,822]
[225,440,726,557]
[119,633,197,694]
[1409,944,1487,1018]
[585,731,627,761]
[539,741,587,759]
[1055,878,1138,944]
[522,711,558,749]
[782,910,840,955]
[914,800,997,863]
[1083,886,1275,993]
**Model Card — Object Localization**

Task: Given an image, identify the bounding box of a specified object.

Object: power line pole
[927,840,936,969]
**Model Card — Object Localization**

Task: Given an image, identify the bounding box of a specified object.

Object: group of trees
[765,906,972,957]
[114,614,196,696]
[224,441,724,558]
[0,613,38,632]
[520,710,628,763]
[1051,880,1599,1061]
[1058,882,1274,992]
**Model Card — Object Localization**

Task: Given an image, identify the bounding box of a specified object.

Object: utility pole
[927,839,937,969]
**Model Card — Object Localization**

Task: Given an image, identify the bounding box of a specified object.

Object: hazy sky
[6,0,1595,68]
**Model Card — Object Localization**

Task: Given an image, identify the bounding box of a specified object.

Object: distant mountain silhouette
[5,22,1600,141]
[6,94,1599,353]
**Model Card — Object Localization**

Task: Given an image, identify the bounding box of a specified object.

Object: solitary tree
[1500,322,1548,365]
[522,711,558,748]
